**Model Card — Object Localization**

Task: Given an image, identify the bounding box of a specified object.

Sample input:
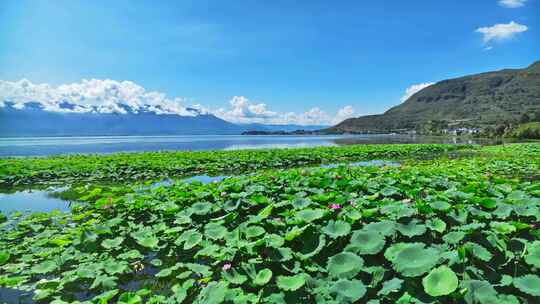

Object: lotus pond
[0,143,539,303]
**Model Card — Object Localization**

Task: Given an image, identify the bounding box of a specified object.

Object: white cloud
[498,0,526,8]
[400,82,434,103]
[1,79,354,126]
[483,46,494,51]
[213,96,354,125]
[0,78,200,116]
[476,21,528,43]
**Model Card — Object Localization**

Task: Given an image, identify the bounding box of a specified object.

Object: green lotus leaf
[513,275,540,296]
[31,260,58,274]
[265,234,285,248]
[464,242,492,262]
[292,197,312,209]
[489,222,516,234]
[381,186,399,197]
[197,282,227,304]
[327,252,364,279]
[442,231,466,244]
[204,222,227,240]
[131,230,159,248]
[362,220,396,236]
[477,197,498,209]
[330,279,367,302]
[492,204,513,219]
[180,230,203,250]
[171,284,188,303]
[276,274,306,291]
[385,242,439,277]
[296,208,325,223]
[497,294,520,304]
[0,251,10,265]
[118,292,143,304]
[101,237,124,249]
[397,220,427,237]
[430,200,451,211]
[33,289,53,301]
[525,241,540,268]
[254,269,273,286]
[90,274,117,289]
[244,225,265,238]
[462,280,498,304]
[91,290,119,303]
[347,230,386,255]
[377,278,403,296]
[322,220,351,239]
[191,202,213,215]
[223,268,247,285]
[499,275,513,286]
[422,265,458,297]
[426,218,446,233]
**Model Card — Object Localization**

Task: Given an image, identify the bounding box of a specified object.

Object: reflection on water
[0,188,72,214]
[0,287,33,304]
[0,134,522,157]
[182,175,229,184]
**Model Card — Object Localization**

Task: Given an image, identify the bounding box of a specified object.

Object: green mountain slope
[327,60,540,133]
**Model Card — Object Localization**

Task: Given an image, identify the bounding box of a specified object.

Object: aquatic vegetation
[0,143,539,303]
[0,143,468,187]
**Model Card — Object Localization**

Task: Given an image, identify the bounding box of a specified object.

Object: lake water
[0,189,72,214]
[0,134,509,157]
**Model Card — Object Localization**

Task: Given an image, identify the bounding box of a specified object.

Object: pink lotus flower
[329,204,342,210]
[222,263,232,271]
[220,192,227,197]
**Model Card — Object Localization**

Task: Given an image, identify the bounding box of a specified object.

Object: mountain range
[0,101,326,136]
[326,60,540,133]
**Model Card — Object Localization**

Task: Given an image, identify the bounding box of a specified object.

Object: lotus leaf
[254,269,273,286]
[31,260,58,274]
[489,221,516,234]
[426,218,446,233]
[296,208,325,223]
[377,278,403,296]
[347,230,386,255]
[385,243,439,277]
[196,282,227,304]
[191,202,213,215]
[0,251,9,265]
[513,275,540,296]
[101,237,124,249]
[276,274,306,291]
[422,265,458,297]
[330,279,367,302]
[525,241,540,268]
[362,220,396,236]
[204,222,227,240]
[322,220,351,239]
[244,225,265,238]
[464,242,492,262]
[178,230,203,250]
[397,220,427,237]
[327,252,364,279]
[118,292,143,304]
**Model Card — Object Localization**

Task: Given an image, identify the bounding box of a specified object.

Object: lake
[0,134,511,157]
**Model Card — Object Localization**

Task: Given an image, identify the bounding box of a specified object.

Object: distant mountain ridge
[327,60,540,133]
[0,101,326,136]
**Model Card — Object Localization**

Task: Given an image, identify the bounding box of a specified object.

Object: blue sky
[0,0,538,125]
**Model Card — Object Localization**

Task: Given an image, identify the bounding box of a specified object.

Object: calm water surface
[0,134,511,157]
[0,189,72,214]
